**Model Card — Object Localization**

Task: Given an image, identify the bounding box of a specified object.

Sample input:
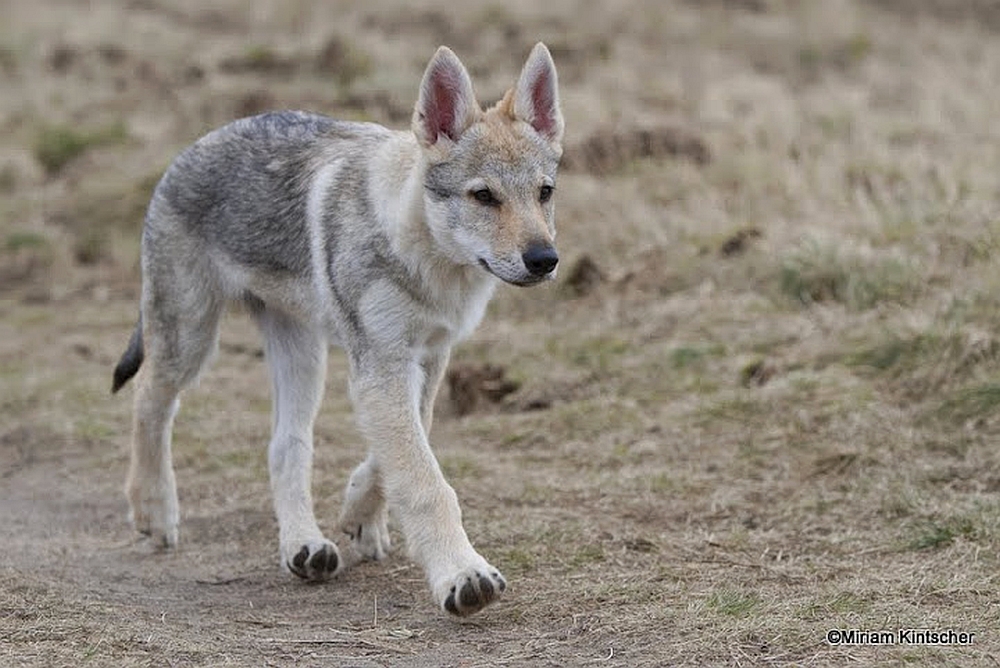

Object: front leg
[338,349,449,561]
[420,348,450,436]
[350,358,505,616]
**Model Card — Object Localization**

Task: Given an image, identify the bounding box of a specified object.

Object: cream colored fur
[117,43,563,617]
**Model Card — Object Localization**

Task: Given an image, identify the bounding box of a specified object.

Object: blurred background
[3,1,1000,665]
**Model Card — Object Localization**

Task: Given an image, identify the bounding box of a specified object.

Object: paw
[435,565,507,617]
[126,478,179,548]
[281,538,341,581]
[342,510,390,561]
[339,458,390,560]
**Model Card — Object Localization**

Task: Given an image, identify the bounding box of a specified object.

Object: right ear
[413,46,481,150]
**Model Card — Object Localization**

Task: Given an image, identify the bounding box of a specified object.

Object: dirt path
[4,0,1000,665]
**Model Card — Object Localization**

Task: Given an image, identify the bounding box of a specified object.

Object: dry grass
[2,0,1000,666]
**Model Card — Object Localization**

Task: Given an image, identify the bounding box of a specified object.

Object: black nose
[522,244,559,276]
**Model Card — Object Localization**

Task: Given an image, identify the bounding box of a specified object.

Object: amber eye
[472,188,500,206]
[539,184,554,203]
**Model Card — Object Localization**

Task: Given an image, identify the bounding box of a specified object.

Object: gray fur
[113,44,565,618]
[154,112,384,276]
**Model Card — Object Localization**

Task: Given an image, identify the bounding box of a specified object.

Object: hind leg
[127,284,222,547]
[127,366,182,547]
[339,453,390,560]
[256,308,340,580]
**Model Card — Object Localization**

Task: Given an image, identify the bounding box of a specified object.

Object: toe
[477,573,495,600]
[444,586,459,615]
[287,542,340,580]
[458,580,480,609]
[441,570,506,616]
[289,546,310,578]
[309,545,339,575]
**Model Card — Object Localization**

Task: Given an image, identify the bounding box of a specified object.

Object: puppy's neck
[373,133,493,297]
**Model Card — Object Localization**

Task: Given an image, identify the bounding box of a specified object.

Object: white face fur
[413,44,564,286]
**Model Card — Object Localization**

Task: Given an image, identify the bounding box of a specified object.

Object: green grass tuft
[498,547,535,576]
[779,240,921,310]
[906,518,977,551]
[244,45,279,68]
[33,121,128,175]
[567,543,605,569]
[933,383,1000,425]
[5,231,48,252]
[800,591,872,620]
[843,33,873,65]
[670,344,724,370]
[567,335,631,373]
[706,589,761,618]
[847,335,922,372]
[439,455,483,480]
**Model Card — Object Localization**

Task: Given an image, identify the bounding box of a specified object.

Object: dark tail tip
[112,317,144,394]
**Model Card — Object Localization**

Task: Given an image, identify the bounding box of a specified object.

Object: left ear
[513,42,564,146]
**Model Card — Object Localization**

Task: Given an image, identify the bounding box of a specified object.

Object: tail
[111,315,144,393]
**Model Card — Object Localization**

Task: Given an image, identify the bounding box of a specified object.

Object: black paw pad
[458,580,480,609]
[308,546,339,574]
[443,572,506,616]
[478,574,495,599]
[444,586,459,615]
[289,546,310,578]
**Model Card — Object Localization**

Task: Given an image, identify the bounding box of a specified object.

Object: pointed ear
[413,46,480,149]
[513,42,564,145]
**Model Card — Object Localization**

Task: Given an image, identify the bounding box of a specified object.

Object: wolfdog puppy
[113,43,563,616]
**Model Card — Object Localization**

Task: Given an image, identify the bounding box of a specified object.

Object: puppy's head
[413,43,564,286]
